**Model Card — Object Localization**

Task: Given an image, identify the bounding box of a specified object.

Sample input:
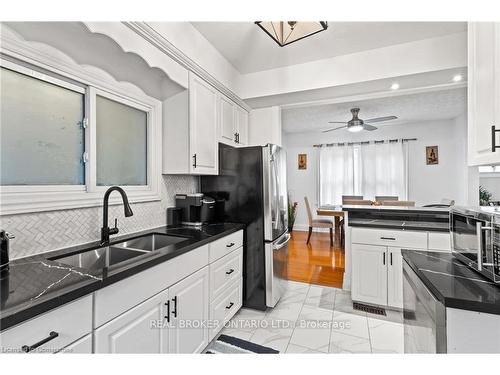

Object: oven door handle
[273,233,291,250]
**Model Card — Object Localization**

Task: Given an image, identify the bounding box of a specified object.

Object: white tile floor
[221,280,404,354]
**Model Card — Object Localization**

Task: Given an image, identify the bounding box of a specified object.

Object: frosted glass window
[96,95,147,186]
[0,67,85,185]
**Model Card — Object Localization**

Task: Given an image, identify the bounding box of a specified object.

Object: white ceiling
[281,88,467,133]
[191,22,467,74]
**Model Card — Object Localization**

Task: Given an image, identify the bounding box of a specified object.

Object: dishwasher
[403,260,447,353]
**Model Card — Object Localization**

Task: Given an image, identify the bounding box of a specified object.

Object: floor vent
[353,302,386,316]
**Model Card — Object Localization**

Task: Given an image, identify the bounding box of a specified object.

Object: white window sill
[0,189,161,216]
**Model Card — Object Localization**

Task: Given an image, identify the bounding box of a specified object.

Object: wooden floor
[286,230,345,289]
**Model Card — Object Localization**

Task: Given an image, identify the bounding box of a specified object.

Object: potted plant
[479,186,493,206]
[288,198,298,232]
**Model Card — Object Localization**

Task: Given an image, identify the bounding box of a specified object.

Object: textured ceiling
[281,88,467,133]
[191,22,467,74]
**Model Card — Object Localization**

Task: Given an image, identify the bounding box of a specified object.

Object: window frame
[0,58,162,215]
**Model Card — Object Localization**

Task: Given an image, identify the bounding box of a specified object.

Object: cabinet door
[168,266,209,354]
[468,22,500,165]
[94,289,169,353]
[219,95,237,145]
[236,106,249,146]
[189,73,218,174]
[387,247,404,309]
[351,244,387,306]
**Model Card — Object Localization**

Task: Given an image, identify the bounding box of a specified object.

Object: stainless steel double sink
[50,233,190,271]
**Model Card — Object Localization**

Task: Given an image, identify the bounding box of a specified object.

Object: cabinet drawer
[94,245,209,328]
[0,295,92,354]
[209,280,242,341]
[57,334,92,354]
[209,247,243,300]
[352,228,427,249]
[209,230,243,263]
[428,232,451,252]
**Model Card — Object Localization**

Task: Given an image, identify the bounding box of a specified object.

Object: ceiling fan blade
[364,124,378,131]
[364,116,398,123]
[327,121,348,124]
[322,125,347,133]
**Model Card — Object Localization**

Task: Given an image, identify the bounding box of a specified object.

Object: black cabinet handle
[492,125,499,152]
[164,300,170,323]
[234,133,238,143]
[226,302,234,309]
[237,133,240,143]
[390,253,393,266]
[380,237,396,241]
[383,252,386,265]
[172,296,178,318]
[22,331,59,353]
[226,268,235,275]
[192,154,197,168]
[226,242,235,248]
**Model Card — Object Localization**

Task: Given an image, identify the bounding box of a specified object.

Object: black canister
[1,230,14,276]
[166,207,183,226]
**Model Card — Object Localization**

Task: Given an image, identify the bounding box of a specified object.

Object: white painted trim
[124,21,251,112]
[0,30,163,216]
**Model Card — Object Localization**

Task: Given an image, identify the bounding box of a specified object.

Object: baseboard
[292,224,330,233]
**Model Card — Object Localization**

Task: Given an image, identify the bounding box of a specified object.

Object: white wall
[284,117,475,230]
[248,106,282,146]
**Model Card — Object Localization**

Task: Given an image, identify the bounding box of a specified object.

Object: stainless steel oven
[451,206,500,283]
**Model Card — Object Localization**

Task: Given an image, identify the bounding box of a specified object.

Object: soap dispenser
[0,230,14,276]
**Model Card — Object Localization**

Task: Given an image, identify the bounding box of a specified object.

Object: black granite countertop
[0,223,245,331]
[402,250,500,315]
[348,218,450,232]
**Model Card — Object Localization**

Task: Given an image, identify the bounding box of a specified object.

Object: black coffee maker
[175,193,216,225]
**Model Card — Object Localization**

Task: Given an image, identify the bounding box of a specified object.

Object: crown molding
[124,21,251,112]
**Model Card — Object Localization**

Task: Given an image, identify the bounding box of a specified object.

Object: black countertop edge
[348,222,450,233]
[401,250,500,315]
[342,205,449,214]
[1,223,245,331]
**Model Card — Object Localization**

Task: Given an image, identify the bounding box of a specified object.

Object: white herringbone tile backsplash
[0,175,198,259]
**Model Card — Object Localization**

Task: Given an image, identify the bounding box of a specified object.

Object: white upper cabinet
[219,95,237,144]
[468,22,500,166]
[217,94,249,147]
[189,73,219,174]
[236,105,249,146]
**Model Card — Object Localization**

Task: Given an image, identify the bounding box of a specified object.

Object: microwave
[451,207,500,283]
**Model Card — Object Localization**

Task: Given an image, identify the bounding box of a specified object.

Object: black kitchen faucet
[100,186,134,246]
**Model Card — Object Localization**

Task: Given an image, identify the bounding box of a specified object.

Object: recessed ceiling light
[390,83,400,90]
[453,74,463,82]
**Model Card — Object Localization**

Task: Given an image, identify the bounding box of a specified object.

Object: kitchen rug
[205,334,279,354]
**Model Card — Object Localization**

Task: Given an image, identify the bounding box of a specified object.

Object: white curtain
[318,145,355,205]
[318,141,407,205]
[358,141,407,201]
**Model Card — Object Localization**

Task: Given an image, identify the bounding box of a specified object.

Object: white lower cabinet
[387,247,404,309]
[168,266,209,354]
[351,244,388,306]
[57,334,92,354]
[95,288,169,353]
[351,244,405,308]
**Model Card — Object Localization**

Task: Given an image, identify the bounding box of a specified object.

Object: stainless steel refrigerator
[201,143,289,310]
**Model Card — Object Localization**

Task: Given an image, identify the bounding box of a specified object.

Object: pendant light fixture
[255,21,328,47]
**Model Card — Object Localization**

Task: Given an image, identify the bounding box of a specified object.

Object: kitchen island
[341,205,451,305]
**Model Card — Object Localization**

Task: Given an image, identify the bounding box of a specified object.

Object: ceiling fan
[323,108,398,133]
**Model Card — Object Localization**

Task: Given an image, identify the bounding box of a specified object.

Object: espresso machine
[175,193,216,226]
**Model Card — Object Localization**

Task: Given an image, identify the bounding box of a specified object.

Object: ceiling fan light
[348,125,363,132]
[255,21,328,47]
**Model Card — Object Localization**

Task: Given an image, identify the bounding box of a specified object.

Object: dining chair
[375,195,399,202]
[304,197,334,246]
[342,195,364,204]
[381,200,416,207]
[343,199,373,205]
